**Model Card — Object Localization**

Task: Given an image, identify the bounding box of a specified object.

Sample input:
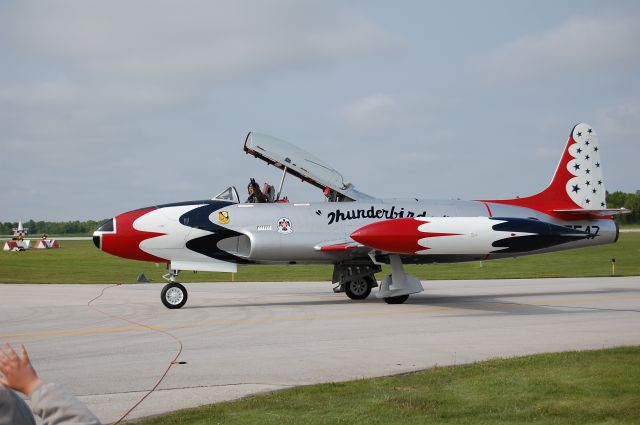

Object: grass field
[130,346,640,425]
[1,233,639,284]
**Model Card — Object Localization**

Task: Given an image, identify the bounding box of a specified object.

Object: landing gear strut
[377,255,424,304]
[161,269,188,309]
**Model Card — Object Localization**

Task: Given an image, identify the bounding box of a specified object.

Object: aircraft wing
[244,132,377,202]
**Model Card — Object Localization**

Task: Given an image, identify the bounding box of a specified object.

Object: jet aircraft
[93,123,628,308]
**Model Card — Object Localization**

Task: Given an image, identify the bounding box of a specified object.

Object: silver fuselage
[91,198,617,272]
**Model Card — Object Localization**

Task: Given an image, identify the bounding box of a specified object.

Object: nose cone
[94,209,168,263]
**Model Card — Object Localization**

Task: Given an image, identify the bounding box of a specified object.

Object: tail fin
[482,123,625,218]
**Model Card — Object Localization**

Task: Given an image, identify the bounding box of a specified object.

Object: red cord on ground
[87,284,184,424]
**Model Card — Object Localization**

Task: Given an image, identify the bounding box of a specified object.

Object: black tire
[161,283,188,309]
[344,276,373,300]
[383,294,409,304]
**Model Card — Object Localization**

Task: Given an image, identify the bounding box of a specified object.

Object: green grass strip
[132,346,640,425]
[1,233,639,284]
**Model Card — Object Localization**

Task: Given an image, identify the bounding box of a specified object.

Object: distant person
[246,178,268,203]
[0,342,101,425]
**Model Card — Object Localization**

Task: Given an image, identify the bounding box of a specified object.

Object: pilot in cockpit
[246,178,268,203]
[323,187,335,202]
[323,186,343,202]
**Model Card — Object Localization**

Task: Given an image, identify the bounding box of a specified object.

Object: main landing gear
[161,270,188,309]
[333,263,380,300]
[334,256,423,304]
[344,275,375,300]
[377,255,424,304]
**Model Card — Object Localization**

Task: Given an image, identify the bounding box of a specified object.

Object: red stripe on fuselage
[319,243,357,252]
[101,208,168,263]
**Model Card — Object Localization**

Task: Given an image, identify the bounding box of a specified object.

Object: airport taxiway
[1,277,639,423]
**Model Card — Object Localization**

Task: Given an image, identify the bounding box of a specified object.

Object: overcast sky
[1,0,639,221]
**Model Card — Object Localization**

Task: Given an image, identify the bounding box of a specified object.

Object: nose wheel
[161,269,187,309]
[161,282,188,309]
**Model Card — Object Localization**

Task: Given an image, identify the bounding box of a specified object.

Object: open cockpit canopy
[243,132,376,202]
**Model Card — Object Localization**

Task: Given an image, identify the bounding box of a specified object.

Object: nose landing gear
[161,270,188,309]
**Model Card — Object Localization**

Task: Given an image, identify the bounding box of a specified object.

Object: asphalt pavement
[1,277,639,423]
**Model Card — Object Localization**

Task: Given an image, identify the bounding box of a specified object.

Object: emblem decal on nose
[277,217,293,234]
[218,211,230,224]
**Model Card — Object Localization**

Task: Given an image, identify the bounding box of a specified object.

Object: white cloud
[478,16,640,85]
[0,1,397,117]
[338,94,431,133]
[339,94,399,129]
[595,101,640,142]
[7,1,395,80]
[591,101,640,192]
[0,81,80,106]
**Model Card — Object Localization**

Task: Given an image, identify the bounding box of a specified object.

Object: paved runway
[1,277,639,423]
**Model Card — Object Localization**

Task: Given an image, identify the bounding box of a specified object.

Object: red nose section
[101,208,168,263]
[350,218,460,254]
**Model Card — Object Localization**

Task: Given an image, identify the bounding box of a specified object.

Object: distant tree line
[607,190,640,224]
[0,190,638,235]
[0,219,107,236]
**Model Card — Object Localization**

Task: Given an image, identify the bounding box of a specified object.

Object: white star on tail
[566,123,605,209]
